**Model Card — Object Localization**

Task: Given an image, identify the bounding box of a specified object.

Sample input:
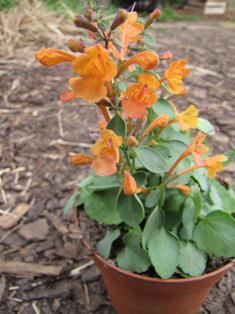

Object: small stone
[213,134,229,144]
[56,243,79,259]
[225,162,235,173]
[18,218,49,241]
[81,265,101,283]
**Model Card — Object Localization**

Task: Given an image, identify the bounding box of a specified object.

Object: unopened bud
[73,15,98,32]
[127,136,139,147]
[144,8,161,29]
[110,9,128,31]
[83,8,97,22]
[67,39,85,53]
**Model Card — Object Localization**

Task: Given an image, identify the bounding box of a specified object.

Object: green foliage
[97,229,120,258]
[135,147,166,174]
[194,211,235,258]
[160,6,199,22]
[148,227,180,278]
[0,0,17,10]
[117,193,145,226]
[107,114,127,137]
[117,229,151,273]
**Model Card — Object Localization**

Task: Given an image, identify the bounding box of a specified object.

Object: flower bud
[73,15,98,32]
[127,136,139,147]
[144,8,161,29]
[67,39,85,53]
[110,9,128,31]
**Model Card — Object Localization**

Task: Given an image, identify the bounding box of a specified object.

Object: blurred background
[0,1,235,313]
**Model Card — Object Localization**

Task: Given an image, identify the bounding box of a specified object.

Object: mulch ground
[0,20,235,313]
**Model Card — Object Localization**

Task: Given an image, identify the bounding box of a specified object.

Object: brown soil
[0,19,235,314]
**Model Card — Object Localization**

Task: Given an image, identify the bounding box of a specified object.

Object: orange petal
[122,97,147,119]
[123,170,138,195]
[60,90,77,102]
[70,153,94,166]
[122,51,159,71]
[161,51,173,60]
[137,73,160,90]
[143,114,169,137]
[35,48,75,67]
[92,149,117,176]
[69,77,106,103]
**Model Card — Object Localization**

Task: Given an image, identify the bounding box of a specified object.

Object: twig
[32,301,41,314]
[83,283,90,306]
[57,108,64,138]
[50,138,91,148]
[69,260,94,277]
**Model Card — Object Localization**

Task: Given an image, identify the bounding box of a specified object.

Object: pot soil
[93,252,234,314]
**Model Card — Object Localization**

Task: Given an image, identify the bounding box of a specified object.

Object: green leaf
[182,193,201,227]
[135,147,166,174]
[193,168,208,191]
[179,242,206,277]
[117,193,144,226]
[107,114,127,138]
[164,190,185,212]
[84,188,122,225]
[97,229,120,259]
[153,99,176,120]
[145,189,163,208]
[63,192,80,215]
[148,227,180,278]
[194,210,235,258]
[143,33,154,45]
[179,222,195,240]
[160,127,190,145]
[198,118,215,136]
[142,207,163,250]
[208,180,235,213]
[87,174,122,191]
[133,172,146,186]
[117,230,151,273]
[224,150,235,166]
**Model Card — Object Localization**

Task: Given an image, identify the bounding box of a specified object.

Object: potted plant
[35,1,235,313]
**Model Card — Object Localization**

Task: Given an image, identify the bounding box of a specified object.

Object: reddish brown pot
[93,252,234,314]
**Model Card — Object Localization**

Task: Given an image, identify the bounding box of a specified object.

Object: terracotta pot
[93,252,234,314]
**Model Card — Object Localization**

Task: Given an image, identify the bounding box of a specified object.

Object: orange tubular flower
[91,128,123,176]
[167,132,209,176]
[35,48,76,67]
[70,153,94,166]
[68,44,117,103]
[162,60,190,95]
[123,170,142,195]
[122,73,160,119]
[121,51,159,73]
[119,11,144,59]
[203,155,227,178]
[143,114,169,137]
[172,105,199,131]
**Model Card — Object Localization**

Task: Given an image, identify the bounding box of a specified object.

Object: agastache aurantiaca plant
[35,0,235,279]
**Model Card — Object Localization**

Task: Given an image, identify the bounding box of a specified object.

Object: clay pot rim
[93,250,234,283]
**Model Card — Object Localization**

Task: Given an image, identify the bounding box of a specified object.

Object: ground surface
[0,19,235,313]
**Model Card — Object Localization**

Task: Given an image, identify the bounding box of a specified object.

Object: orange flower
[167,132,208,176]
[122,73,160,118]
[162,60,190,95]
[123,170,142,195]
[176,154,227,179]
[91,128,123,176]
[203,155,227,178]
[143,114,169,137]
[121,51,159,72]
[68,44,117,103]
[119,11,144,58]
[172,105,198,131]
[35,48,76,67]
[70,153,94,166]
[175,185,191,196]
